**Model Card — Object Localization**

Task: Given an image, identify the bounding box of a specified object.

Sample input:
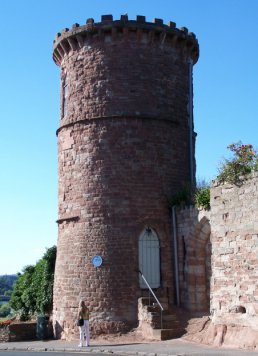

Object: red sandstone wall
[52,15,199,338]
[58,41,190,125]
[176,207,211,312]
[183,176,258,350]
[210,174,258,329]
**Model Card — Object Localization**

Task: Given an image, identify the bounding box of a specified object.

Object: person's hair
[79,300,87,309]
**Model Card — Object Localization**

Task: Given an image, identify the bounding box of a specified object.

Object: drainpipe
[172,206,180,306]
[188,59,194,189]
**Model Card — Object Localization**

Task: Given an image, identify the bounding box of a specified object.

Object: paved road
[0,338,257,356]
[0,353,104,356]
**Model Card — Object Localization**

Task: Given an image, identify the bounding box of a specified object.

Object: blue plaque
[91,255,103,267]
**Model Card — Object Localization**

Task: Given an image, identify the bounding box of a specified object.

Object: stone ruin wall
[176,173,258,348]
[210,173,258,330]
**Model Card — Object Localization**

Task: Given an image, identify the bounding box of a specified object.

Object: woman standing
[77,300,90,347]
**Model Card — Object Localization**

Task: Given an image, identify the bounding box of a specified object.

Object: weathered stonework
[52,15,199,339]
[0,322,37,342]
[51,15,258,349]
[181,174,258,349]
[176,207,211,312]
[210,173,258,332]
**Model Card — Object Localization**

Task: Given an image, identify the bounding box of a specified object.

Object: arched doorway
[184,216,211,312]
[138,228,160,289]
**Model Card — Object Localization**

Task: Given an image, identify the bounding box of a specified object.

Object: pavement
[0,337,257,356]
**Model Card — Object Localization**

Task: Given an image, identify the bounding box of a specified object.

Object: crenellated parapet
[53,14,199,66]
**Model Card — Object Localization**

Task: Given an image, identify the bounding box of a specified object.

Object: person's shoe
[78,343,82,347]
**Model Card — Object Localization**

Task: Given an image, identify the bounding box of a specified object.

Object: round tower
[52,14,199,339]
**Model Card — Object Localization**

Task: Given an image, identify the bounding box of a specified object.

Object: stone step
[153,303,168,310]
[150,312,179,321]
[162,314,178,322]
[155,321,180,330]
[140,297,168,310]
[150,314,181,330]
[150,327,186,340]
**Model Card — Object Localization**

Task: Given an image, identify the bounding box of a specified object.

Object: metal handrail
[137,270,164,329]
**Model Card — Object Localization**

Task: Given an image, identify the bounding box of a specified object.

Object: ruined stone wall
[183,174,258,349]
[0,322,37,342]
[52,15,199,339]
[176,207,211,312]
[210,173,258,330]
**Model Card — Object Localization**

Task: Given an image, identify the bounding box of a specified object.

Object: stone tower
[52,15,199,339]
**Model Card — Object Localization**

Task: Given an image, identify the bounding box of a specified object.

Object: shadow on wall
[177,209,211,314]
[54,320,63,339]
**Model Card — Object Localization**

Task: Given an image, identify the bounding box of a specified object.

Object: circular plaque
[91,255,103,267]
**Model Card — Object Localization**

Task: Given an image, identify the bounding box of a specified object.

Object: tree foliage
[168,180,211,211]
[9,246,56,320]
[168,184,193,208]
[194,179,211,210]
[0,275,17,297]
[0,303,12,318]
[217,142,258,185]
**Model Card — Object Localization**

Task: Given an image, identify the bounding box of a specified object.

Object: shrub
[168,180,211,211]
[168,184,193,208]
[194,186,210,210]
[217,142,258,185]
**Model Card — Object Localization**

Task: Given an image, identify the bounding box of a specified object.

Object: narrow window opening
[62,79,68,118]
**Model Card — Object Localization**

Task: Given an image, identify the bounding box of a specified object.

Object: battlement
[53,14,199,66]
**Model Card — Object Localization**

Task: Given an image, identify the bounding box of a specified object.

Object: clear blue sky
[1,0,257,275]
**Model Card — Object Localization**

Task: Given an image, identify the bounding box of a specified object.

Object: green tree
[9,246,56,320]
[0,303,12,318]
[33,245,56,314]
[9,266,35,320]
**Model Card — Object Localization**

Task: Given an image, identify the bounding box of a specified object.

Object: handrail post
[137,270,164,329]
